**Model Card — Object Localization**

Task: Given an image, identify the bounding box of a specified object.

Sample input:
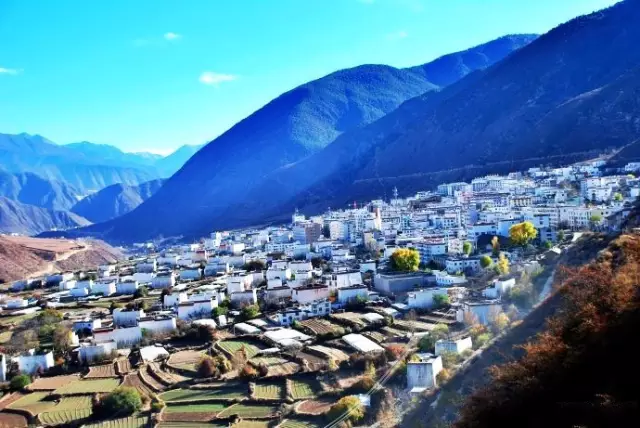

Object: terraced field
[166,350,204,373]
[252,382,284,400]
[278,418,323,428]
[296,398,334,415]
[288,379,322,400]
[0,412,28,428]
[233,421,273,428]
[158,422,227,428]
[86,363,117,378]
[28,375,79,391]
[218,340,266,359]
[6,392,55,416]
[83,415,149,428]
[116,358,132,375]
[218,403,279,419]
[53,378,120,395]
[161,403,226,422]
[298,319,343,336]
[138,366,165,392]
[122,373,154,398]
[147,363,189,386]
[306,345,349,363]
[37,395,93,425]
[159,386,246,402]
[250,357,299,377]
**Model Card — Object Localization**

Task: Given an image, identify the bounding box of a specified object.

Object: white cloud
[164,32,181,41]
[0,67,19,75]
[199,71,237,86]
[387,30,409,40]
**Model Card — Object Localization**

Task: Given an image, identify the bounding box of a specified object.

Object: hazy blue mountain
[0,197,90,235]
[65,141,163,168]
[61,34,536,241]
[0,133,161,193]
[0,169,81,210]
[153,144,203,176]
[71,179,164,223]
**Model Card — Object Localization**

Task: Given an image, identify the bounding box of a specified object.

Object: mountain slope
[67,34,536,241]
[0,169,80,210]
[0,197,91,235]
[153,144,203,176]
[65,141,163,168]
[71,179,165,223]
[0,133,161,193]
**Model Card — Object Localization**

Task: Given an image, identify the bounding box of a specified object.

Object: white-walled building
[457,301,502,325]
[139,316,177,334]
[92,280,116,296]
[407,353,443,391]
[292,284,330,304]
[435,337,473,356]
[177,300,214,321]
[15,351,55,375]
[164,292,188,308]
[406,288,450,310]
[78,341,117,363]
[337,285,369,304]
[113,308,145,327]
[230,289,258,307]
[483,278,516,299]
[93,326,142,348]
[151,272,176,289]
[72,318,102,333]
[324,270,362,290]
[116,281,139,295]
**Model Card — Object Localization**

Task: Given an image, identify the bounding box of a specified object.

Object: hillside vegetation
[454,231,640,428]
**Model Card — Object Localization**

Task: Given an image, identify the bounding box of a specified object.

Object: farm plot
[53,378,120,395]
[138,366,165,392]
[159,386,247,403]
[233,421,272,428]
[296,398,335,415]
[278,418,324,428]
[116,358,132,375]
[298,319,343,336]
[218,339,266,359]
[294,352,326,371]
[250,357,300,377]
[158,423,228,428]
[166,350,204,373]
[218,403,279,419]
[83,415,149,428]
[86,363,118,378]
[0,412,28,427]
[380,326,408,339]
[147,363,190,386]
[28,375,80,391]
[306,345,349,363]
[122,373,154,398]
[6,392,55,416]
[288,379,323,400]
[330,312,367,328]
[38,396,93,426]
[0,392,26,410]
[252,381,284,400]
[393,319,436,332]
[363,331,386,344]
[161,403,226,422]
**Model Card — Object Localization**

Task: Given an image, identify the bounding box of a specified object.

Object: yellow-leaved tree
[509,221,538,246]
[390,248,420,271]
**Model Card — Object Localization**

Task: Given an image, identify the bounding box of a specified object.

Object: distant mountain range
[0,168,80,210]
[71,179,165,223]
[0,197,90,235]
[62,34,536,241]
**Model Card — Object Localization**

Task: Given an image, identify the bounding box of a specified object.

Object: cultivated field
[6,392,56,416]
[330,312,367,328]
[278,418,324,428]
[37,396,93,426]
[252,381,284,400]
[296,398,334,415]
[86,363,118,378]
[116,358,132,375]
[122,372,155,398]
[28,375,80,391]
[138,366,165,391]
[218,339,266,359]
[218,403,280,419]
[159,386,246,402]
[363,331,386,344]
[306,345,349,363]
[288,379,322,400]
[147,363,190,386]
[250,357,300,377]
[53,378,120,395]
[393,319,436,332]
[161,403,226,422]
[0,412,28,427]
[166,350,204,373]
[233,421,272,428]
[83,415,149,428]
[298,319,343,336]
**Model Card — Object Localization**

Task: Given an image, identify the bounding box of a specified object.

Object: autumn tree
[496,253,510,275]
[509,221,538,246]
[480,255,493,269]
[432,324,450,341]
[327,395,365,426]
[433,293,450,308]
[390,248,420,272]
[491,236,500,257]
[463,241,473,256]
[613,192,623,202]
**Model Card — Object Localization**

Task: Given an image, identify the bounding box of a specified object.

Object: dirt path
[27,244,91,279]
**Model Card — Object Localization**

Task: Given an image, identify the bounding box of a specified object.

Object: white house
[359,261,377,274]
[70,287,89,298]
[337,285,369,304]
[0,354,6,382]
[136,260,157,273]
[266,268,292,281]
[116,281,139,295]
[445,258,481,274]
[113,308,145,327]
[15,351,55,375]
[157,255,179,266]
[59,280,77,291]
[457,301,502,325]
[164,292,188,308]
[227,274,251,293]
[5,298,28,309]
[78,340,117,363]
[324,270,362,290]
[406,288,450,310]
[93,326,142,348]
[133,272,155,284]
[483,278,516,299]
[151,272,176,289]
[139,316,177,334]
[180,267,203,281]
[267,278,283,289]
[72,318,102,333]
[435,337,473,356]
[76,279,93,290]
[292,284,330,304]
[265,286,293,302]
[177,300,214,320]
[407,353,443,391]
[273,299,331,325]
[433,270,468,286]
[93,280,116,296]
[230,289,258,307]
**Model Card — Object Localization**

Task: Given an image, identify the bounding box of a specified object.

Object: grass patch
[218,403,279,418]
[83,415,149,428]
[253,382,284,400]
[53,378,120,395]
[164,403,227,413]
[289,379,321,400]
[159,387,246,402]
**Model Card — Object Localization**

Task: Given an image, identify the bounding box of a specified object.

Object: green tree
[240,304,260,320]
[327,396,365,425]
[543,240,553,249]
[462,241,473,256]
[496,253,510,275]
[390,248,420,272]
[589,214,603,228]
[53,325,73,355]
[133,287,148,299]
[97,387,142,417]
[480,255,493,269]
[432,324,450,341]
[433,293,450,308]
[418,335,436,352]
[557,230,566,242]
[491,236,501,257]
[613,192,623,202]
[10,374,31,390]
[212,306,229,318]
[440,351,460,369]
[243,260,266,272]
[509,222,538,246]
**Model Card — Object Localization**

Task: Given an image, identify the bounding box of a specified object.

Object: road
[27,243,91,279]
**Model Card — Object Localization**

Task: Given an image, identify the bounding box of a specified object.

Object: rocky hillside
[0,197,90,235]
[0,168,80,210]
[71,179,164,223]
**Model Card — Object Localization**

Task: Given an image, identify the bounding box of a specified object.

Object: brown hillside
[454,232,640,428]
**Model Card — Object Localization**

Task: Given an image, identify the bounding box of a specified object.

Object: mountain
[65,141,163,168]
[0,133,161,193]
[0,197,90,235]
[0,169,81,210]
[153,144,203,176]
[71,179,165,223]
[65,34,536,242]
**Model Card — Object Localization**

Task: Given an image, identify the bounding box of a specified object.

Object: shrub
[10,374,31,390]
[440,351,460,369]
[151,401,164,412]
[240,364,258,380]
[474,333,492,349]
[214,356,232,374]
[436,368,452,385]
[353,375,376,393]
[418,335,436,352]
[385,344,406,361]
[198,356,220,378]
[96,387,142,417]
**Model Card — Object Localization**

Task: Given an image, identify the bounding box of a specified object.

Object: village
[0,159,636,428]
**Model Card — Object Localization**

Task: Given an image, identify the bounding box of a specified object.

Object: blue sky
[0,0,620,154]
